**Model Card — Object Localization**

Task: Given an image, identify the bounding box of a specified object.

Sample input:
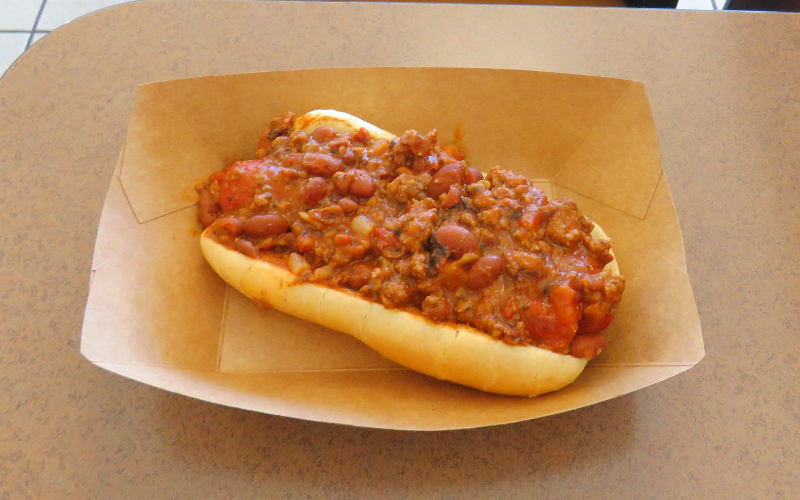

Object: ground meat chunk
[397,129,437,157]
[339,263,372,290]
[408,253,429,278]
[466,181,496,209]
[504,250,548,276]
[604,275,625,302]
[380,280,411,307]
[422,294,451,321]
[486,167,528,188]
[385,172,431,203]
[545,201,583,247]
[398,200,438,252]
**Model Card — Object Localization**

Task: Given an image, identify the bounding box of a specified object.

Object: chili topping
[197,112,625,359]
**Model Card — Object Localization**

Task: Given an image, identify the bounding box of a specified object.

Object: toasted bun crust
[200,110,619,397]
[294,109,396,141]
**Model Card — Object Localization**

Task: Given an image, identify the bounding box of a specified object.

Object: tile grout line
[26,0,49,50]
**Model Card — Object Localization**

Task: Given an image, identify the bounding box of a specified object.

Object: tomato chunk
[520,207,546,231]
[372,228,404,259]
[570,332,606,359]
[549,285,581,332]
[523,285,582,350]
[579,303,614,333]
[217,160,262,212]
[523,300,570,349]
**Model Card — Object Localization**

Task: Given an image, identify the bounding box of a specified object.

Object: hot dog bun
[200,110,619,397]
[294,109,396,142]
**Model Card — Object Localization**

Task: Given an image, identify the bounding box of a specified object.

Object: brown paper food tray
[81,67,703,430]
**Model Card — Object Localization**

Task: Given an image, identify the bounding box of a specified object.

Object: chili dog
[197,110,624,397]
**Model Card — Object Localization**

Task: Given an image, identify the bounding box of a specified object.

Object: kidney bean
[349,170,377,198]
[332,171,352,194]
[301,153,343,177]
[465,167,483,184]
[197,189,218,227]
[301,177,329,205]
[283,153,304,168]
[213,216,244,237]
[337,197,359,214]
[311,126,337,143]
[244,214,288,237]
[467,254,504,290]
[435,224,479,257]
[440,185,461,209]
[234,238,258,258]
[428,163,463,198]
[341,149,356,166]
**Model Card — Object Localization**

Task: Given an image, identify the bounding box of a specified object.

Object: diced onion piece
[351,215,374,236]
[312,265,334,281]
[287,252,311,275]
[453,252,479,267]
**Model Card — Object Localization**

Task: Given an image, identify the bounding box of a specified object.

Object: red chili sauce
[197,112,625,359]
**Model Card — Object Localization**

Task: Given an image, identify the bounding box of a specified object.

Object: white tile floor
[0,0,132,76]
[38,0,132,31]
[0,32,29,74]
[0,0,42,30]
[0,0,728,77]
